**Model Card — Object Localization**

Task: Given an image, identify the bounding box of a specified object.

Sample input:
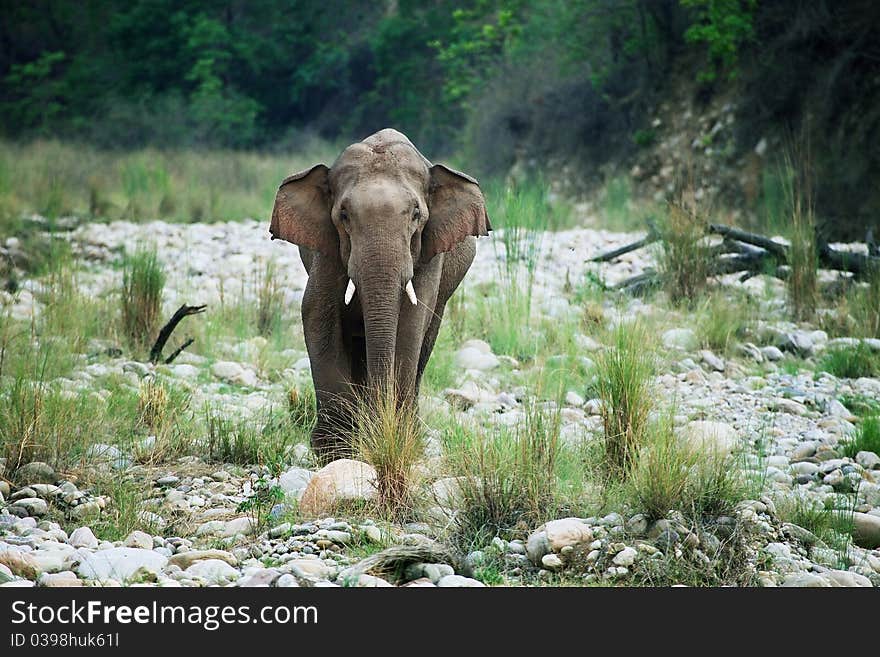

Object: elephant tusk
[344,279,356,305]
[405,280,418,305]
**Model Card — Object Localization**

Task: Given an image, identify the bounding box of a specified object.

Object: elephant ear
[422,164,492,263]
[269,164,336,256]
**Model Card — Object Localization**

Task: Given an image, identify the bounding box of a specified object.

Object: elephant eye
[339,209,349,224]
[412,207,421,222]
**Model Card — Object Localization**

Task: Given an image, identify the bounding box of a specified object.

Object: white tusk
[344,279,356,305]
[405,280,418,305]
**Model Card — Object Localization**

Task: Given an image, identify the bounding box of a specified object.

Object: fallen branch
[708,224,788,259]
[589,219,658,262]
[149,304,207,364]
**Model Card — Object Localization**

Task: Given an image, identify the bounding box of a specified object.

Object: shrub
[121,248,165,351]
[595,321,655,474]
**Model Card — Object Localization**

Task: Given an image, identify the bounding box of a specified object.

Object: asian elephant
[269,128,491,463]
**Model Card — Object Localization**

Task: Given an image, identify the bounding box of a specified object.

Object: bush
[121,248,165,352]
[840,416,880,460]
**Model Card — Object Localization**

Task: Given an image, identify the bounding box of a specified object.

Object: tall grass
[0,139,335,227]
[697,291,753,354]
[441,402,565,547]
[656,196,711,305]
[350,381,425,521]
[839,416,880,459]
[819,342,880,379]
[256,259,284,337]
[596,321,656,474]
[779,151,818,321]
[467,180,569,360]
[121,248,165,352]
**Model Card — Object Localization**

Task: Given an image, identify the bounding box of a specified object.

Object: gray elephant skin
[269,128,492,463]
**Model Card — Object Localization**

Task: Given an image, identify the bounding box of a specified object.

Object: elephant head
[269,129,491,384]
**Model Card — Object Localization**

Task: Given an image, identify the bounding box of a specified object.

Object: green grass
[600,176,636,230]
[818,343,880,379]
[203,399,312,468]
[655,199,711,305]
[775,492,857,569]
[595,321,656,474]
[121,247,166,353]
[839,416,880,459]
[440,403,571,549]
[256,259,284,337]
[697,291,753,354]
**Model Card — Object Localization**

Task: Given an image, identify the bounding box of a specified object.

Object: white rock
[184,559,240,585]
[454,344,500,371]
[565,391,585,407]
[612,547,637,567]
[299,459,377,516]
[700,350,725,372]
[678,421,738,458]
[541,554,564,571]
[277,467,314,500]
[436,574,486,587]
[124,530,153,550]
[211,361,258,386]
[76,547,167,582]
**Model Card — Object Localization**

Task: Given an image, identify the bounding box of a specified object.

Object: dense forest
[2,1,879,233]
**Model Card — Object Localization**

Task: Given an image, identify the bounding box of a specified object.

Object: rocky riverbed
[1,218,879,587]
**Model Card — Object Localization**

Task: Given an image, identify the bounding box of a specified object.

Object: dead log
[149,304,206,364]
[589,220,658,262]
[708,224,788,259]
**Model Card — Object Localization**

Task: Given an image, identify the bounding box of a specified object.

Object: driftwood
[149,304,207,364]
[597,222,880,294]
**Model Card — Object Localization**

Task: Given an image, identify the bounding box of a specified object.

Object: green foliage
[682,0,758,82]
[441,403,565,548]
[656,196,712,305]
[237,470,285,536]
[431,2,523,108]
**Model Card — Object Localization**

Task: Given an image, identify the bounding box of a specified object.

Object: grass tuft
[350,381,425,522]
[121,248,165,352]
[818,343,880,379]
[442,402,563,548]
[596,321,655,474]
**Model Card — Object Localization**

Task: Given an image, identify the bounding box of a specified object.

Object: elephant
[269,128,492,463]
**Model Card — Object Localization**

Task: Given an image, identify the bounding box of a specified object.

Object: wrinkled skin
[269,129,491,463]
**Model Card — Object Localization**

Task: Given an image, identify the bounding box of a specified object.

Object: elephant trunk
[357,250,406,387]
